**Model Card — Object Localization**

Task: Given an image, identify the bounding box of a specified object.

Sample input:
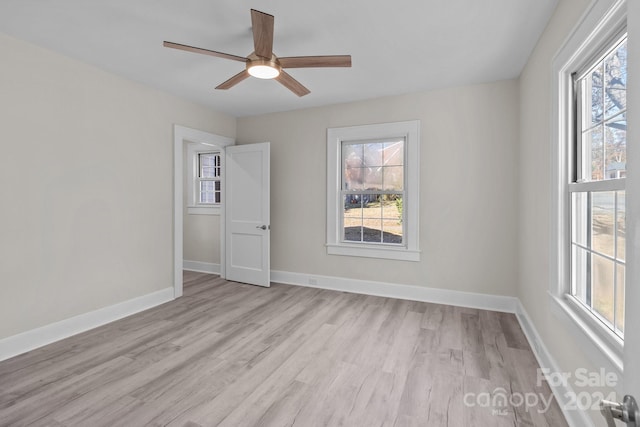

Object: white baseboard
[183,260,220,275]
[515,301,594,427]
[270,270,518,313]
[0,287,174,362]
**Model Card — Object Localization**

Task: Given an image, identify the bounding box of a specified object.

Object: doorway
[173,125,234,298]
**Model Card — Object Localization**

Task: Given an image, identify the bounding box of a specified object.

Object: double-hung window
[571,34,627,337]
[187,143,222,215]
[551,0,627,373]
[327,121,420,261]
[197,152,222,204]
[342,139,405,244]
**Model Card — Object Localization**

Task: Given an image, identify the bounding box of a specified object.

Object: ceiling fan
[164,9,352,97]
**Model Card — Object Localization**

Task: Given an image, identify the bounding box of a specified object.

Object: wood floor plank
[0,272,569,427]
[215,323,339,427]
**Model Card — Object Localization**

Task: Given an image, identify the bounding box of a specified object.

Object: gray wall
[0,33,235,339]
[238,80,520,296]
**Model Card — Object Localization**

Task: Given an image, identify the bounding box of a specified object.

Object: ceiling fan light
[248,64,280,79]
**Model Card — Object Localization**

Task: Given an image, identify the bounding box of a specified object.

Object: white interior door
[224,143,270,287]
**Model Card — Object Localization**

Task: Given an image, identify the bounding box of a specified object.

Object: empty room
[0,0,638,426]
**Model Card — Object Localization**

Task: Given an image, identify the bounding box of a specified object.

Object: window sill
[187,206,220,216]
[548,292,623,383]
[326,243,420,261]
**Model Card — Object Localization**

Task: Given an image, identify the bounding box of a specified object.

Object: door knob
[601,395,640,427]
[256,225,268,230]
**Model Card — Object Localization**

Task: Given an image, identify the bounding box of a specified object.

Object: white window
[571,34,627,338]
[197,152,222,204]
[187,143,222,215]
[551,0,627,373]
[327,121,420,261]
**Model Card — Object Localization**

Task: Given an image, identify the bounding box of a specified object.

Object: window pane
[384,140,404,166]
[615,263,625,333]
[571,192,588,246]
[199,153,220,178]
[343,217,362,242]
[381,195,402,218]
[199,181,216,204]
[591,191,615,257]
[200,153,215,166]
[604,39,627,119]
[617,191,625,261]
[340,136,407,247]
[381,195,402,244]
[201,167,216,178]
[362,219,382,243]
[579,38,627,183]
[383,166,404,191]
[344,195,363,242]
[605,113,626,179]
[592,253,614,326]
[343,194,404,245]
[572,244,589,304]
[364,142,383,167]
[586,126,604,181]
[344,194,363,209]
[587,64,604,127]
[343,143,363,190]
[343,143,364,167]
[382,219,402,244]
[200,192,214,204]
[342,142,364,167]
[363,167,382,190]
[361,194,382,243]
[344,168,365,190]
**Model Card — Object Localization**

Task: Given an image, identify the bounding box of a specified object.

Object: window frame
[570,32,627,340]
[326,121,420,261]
[197,152,222,205]
[550,0,627,376]
[187,143,222,216]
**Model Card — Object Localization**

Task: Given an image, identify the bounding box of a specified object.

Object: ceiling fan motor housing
[246,53,282,79]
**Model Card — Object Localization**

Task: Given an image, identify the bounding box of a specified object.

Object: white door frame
[173,125,234,298]
[624,0,639,397]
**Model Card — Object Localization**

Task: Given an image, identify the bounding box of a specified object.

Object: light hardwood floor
[0,272,568,426]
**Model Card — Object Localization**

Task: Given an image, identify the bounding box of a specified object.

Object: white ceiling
[0,0,558,117]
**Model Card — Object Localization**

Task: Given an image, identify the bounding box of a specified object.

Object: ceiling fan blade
[276,71,310,97]
[251,9,274,59]
[216,70,250,90]
[279,55,352,68]
[163,41,247,63]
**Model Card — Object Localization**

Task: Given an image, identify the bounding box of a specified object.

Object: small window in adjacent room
[327,121,420,261]
[198,152,221,204]
[187,143,222,215]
